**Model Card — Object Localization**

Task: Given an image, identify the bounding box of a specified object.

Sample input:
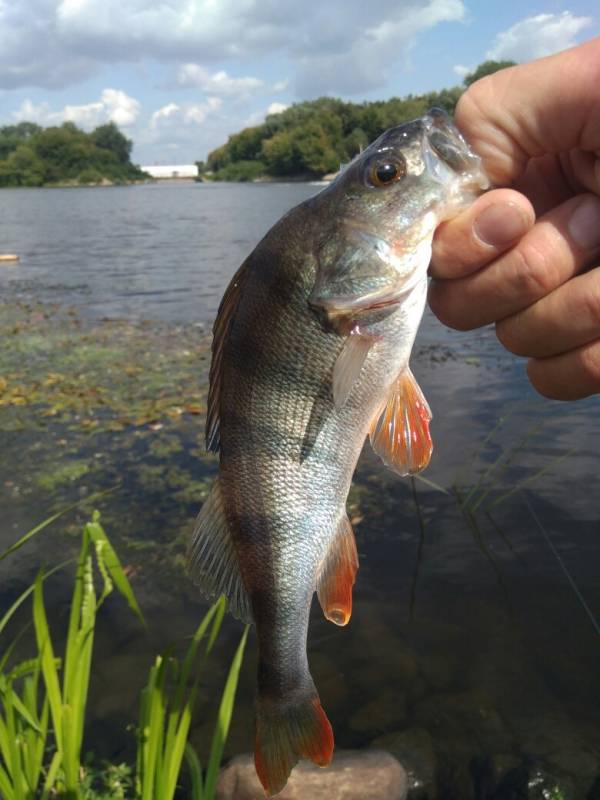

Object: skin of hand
[429,36,600,400]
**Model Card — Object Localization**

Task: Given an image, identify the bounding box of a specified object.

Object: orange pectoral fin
[369,366,432,476]
[317,515,358,626]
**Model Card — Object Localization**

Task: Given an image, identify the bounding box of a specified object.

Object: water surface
[0,182,598,798]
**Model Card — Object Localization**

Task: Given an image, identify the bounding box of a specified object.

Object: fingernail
[568,197,600,250]
[474,202,531,247]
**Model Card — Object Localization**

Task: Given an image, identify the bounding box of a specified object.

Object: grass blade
[203,626,248,798]
[521,491,600,638]
[32,570,63,753]
[86,512,145,627]
[487,448,576,510]
[0,487,118,563]
[0,561,69,640]
[184,743,204,800]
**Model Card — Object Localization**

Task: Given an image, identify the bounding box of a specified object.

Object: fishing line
[520,490,600,639]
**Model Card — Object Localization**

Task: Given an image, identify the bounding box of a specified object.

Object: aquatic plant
[0,510,247,799]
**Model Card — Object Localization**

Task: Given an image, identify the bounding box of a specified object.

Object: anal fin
[188,477,252,624]
[317,515,358,626]
[369,365,432,476]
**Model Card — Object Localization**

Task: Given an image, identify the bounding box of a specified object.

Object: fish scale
[190,109,488,796]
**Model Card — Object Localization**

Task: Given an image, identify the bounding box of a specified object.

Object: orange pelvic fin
[369,365,432,476]
[317,515,358,626]
[255,694,334,796]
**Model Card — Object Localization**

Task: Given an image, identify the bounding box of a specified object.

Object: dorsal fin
[369,366,432,476]
[206,259,251,452]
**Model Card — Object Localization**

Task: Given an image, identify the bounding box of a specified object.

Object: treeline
[203,60,514,181]
[0,121,147,187]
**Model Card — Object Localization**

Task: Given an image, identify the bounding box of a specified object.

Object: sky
[0,1,598,166]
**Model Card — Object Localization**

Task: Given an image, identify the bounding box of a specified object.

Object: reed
[0,511,247,799]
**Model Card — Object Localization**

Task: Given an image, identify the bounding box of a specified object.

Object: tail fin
[254,691,334,796]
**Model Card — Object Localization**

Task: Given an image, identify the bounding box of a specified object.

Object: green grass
[0,510,248,799]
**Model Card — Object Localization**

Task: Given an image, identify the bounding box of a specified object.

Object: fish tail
[254,687,333,796]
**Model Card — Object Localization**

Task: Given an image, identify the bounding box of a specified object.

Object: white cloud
[453,64,472,78]
[273,79,289,92]
[293,0,467,95]
[0,0,468,93]
[267,102,288,115]
[177,64,264,95]
[11,88,140,128]
[244,101,288,127]
[150,98,222,130]
[150,103,180,129]
[487,12,593,62]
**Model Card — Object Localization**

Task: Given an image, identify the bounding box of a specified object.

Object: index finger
[456,36,600,185]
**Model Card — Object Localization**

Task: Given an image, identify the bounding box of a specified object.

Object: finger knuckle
[576,343,600,388]
[495,316,527,355]
[579,280,600,330]
[510,240,558,300]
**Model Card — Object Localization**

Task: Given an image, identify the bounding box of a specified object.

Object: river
[0,182,598,798]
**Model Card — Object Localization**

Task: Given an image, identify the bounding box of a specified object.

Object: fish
[189,108,488,796]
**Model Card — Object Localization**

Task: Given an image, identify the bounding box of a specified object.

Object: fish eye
[429,131,469,172]
[368,156,406,188]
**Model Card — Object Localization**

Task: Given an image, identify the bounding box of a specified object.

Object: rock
[588,775,600,800]
[493,761,576,800]
[349,689,407,734]
[216,749,408,800]
[370,728,437,799]
[418,653,458,692]
[310,652,349,712]
[413,689,512,756]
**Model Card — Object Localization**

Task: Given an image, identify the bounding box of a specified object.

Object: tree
[91,122,132,164]
[464,60,516,87]
[0,120,145,186]
[0,144,46,186]
[0,122,43,160]
[261,130,301,176]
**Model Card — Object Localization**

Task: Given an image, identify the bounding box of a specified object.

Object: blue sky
[0,1,598,165]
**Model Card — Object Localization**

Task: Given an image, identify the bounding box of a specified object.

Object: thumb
[456,36,600,185]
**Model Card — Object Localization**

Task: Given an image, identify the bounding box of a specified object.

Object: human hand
[429,36,600,400]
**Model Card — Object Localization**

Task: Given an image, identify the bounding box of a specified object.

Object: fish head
[309,108,489,330]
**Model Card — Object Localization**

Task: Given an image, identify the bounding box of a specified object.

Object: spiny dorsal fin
[188,477,252,623]
[316,514,358,626]
[206,258,251,452]
[332,333,374,408]
[369,366,432,476]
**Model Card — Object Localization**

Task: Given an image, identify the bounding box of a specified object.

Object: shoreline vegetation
[0,121,149,188]
[0,61,513,190]
[199,60,515,183]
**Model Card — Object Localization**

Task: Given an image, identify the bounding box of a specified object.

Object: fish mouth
[422,108,489,192]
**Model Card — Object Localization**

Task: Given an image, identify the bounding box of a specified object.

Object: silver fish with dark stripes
[190,109,488,796]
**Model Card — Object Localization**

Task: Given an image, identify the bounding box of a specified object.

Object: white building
[140,164,198,179]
